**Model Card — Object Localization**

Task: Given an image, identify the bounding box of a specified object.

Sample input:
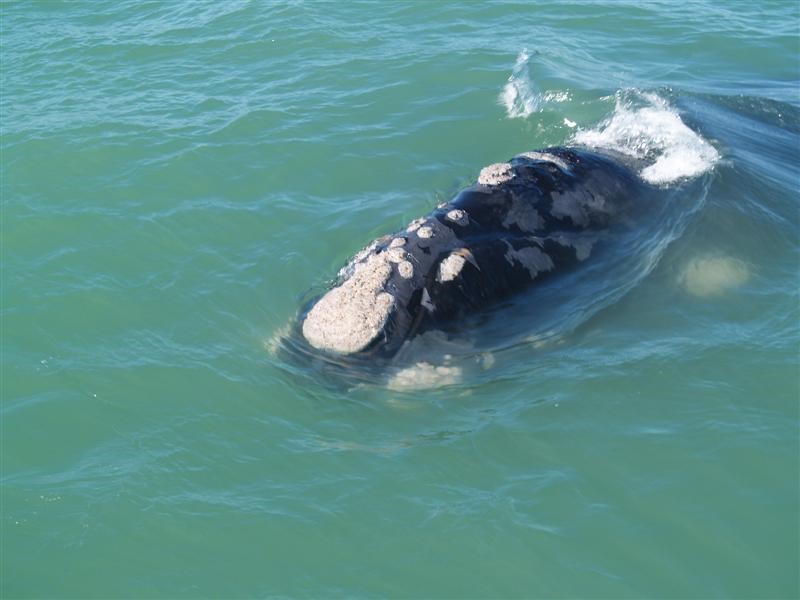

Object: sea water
[2,2,798,598]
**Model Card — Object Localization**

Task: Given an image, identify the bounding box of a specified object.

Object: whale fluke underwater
[298,147,654,362]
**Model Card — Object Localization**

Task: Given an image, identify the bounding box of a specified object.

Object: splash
[499,50,575,119]
[499,49,540,119]
[572,91,720,185]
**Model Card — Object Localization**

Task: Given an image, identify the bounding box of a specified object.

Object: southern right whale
[298,147,657,361]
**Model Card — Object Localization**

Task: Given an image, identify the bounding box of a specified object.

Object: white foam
[543,90,571,103]
[499,50,576,120]
[499,49,540,119]
[386,362,463,391]
[572,91,720,185]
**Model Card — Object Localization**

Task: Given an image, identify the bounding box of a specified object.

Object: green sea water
[2,2,799,598]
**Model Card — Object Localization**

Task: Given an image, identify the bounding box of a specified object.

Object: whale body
[300,147,650,358]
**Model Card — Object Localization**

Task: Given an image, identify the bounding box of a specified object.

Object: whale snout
[302,253,397,354]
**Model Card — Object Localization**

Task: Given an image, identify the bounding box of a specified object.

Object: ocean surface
[2,2,798,598]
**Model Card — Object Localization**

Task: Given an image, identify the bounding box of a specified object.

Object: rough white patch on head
[338,238,380,279]
[386,247,407,263]
[446,209,469,226]
[389,237,406,248]
[413,217,459,256]
[478,162,515,186]
[551,190,588,227]
[679,255,750,297]
[502,199,543,233]
[516,151,571,172]
[387,362,463,391]
[504,242,555,278]
[406,218,426,233]
[437,252,467,283]
[397,260,414,279]
[417,226,434,239]
[302,253,395,354]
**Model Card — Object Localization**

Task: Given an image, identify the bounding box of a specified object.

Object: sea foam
[499,49,540,119]
[572,91,720,185]
[499,49,573,119]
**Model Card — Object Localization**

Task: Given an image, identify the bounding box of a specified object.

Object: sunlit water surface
[2,2,798,598]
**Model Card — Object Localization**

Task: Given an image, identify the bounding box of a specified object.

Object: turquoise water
[2,1,798,598]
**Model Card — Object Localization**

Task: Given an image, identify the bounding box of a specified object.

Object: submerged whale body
[300,147,652,360]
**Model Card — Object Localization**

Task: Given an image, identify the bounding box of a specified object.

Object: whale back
[301,147,647,357]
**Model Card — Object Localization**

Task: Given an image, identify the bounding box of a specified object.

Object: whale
[298,147,653,360]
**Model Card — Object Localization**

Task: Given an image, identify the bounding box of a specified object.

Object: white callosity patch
[679,255,750,297]
[437,252,467,283]
[337,238,381,279]
[389,237,406,248]
[417,226,434,239]
[303,253,395,354]
[516,151,571,172]
[386,247,407,263]
[445,209,469,226]
[504,243,555,279]
[406,218,426,233]
[502,197,543,232]
[478,162,515,186]
[413,216,456,251]
[397,260,414,279]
